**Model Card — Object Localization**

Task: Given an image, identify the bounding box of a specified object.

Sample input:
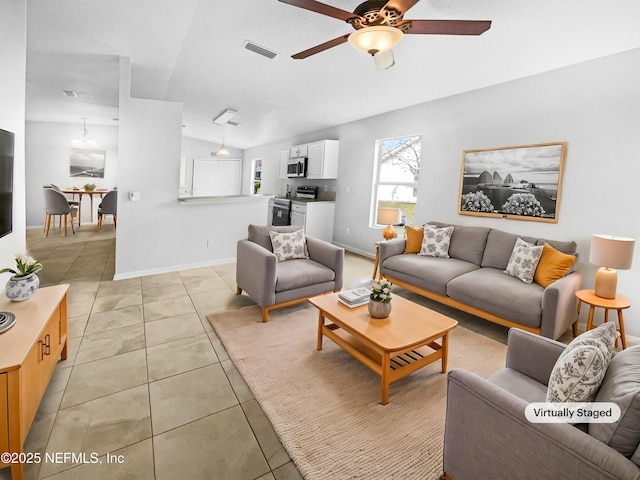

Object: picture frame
[70,148,106,178]
[458,142,567,223]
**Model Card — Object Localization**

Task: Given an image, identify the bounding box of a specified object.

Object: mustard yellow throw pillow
[534,243,576,288]
[404,225,424,254]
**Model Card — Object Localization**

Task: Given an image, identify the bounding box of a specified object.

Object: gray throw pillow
[418,225,454,258]
[546,322,617,403]
[269,230,309,261]
[590,346,640,456]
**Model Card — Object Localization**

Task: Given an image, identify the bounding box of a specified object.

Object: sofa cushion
[534,243,576,288]
[269,230,309,261]
[481,229,537,270]
[535,238,578,255]
[428,224,491,266]
[382,254,479,296]
[248,224,301,252]
[419,224,454,258]
[590,345,640,457]
[275,258,335,292]
[446,268,543,328]
[546,322,617,403]
[404,225,424,254]
[504,238,544,284]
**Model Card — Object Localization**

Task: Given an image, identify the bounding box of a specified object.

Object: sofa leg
[262,308,269,323]
[236,286,242,295]
[572,320,579,337]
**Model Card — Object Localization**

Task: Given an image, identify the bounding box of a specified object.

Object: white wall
[245,48,640,335]
[25,121,119,226]
[0,0,27,289]
[114,58,269,279]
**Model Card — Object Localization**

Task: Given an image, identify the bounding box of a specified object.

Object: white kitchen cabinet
[279,149,290,179]
[290,144,308,158]
[306,140,339,179]
[291,201,336,243]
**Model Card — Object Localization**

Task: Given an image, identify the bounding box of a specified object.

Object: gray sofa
[236,225,344,322]
[378,222,582,340]
[443,329,640,479]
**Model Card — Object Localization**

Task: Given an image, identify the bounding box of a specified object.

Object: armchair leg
[262,308,269,323]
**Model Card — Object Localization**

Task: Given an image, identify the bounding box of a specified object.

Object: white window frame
[370,134,422,228]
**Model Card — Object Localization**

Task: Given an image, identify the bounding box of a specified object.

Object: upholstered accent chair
[236,224,344,322]
[443,329,640,480]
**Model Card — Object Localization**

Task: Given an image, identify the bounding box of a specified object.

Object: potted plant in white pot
[2,253,43,301]
[369,278,393,318]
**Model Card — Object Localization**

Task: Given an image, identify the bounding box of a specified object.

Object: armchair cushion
[546,322,617,402]
[275,259,335,292]
[269,230,309,261]
[590,346,640,457]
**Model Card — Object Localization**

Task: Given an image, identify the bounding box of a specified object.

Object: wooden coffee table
[309,293,458,405]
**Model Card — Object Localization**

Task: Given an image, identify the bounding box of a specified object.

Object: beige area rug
[208,303,507,480]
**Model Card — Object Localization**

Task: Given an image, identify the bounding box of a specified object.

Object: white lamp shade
[377,208,401,225]
[348,26,403,55]
[589,234,635,269]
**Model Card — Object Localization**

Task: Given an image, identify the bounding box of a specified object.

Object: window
[371,135,421,227]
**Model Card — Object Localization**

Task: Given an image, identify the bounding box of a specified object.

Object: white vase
[5,273,40,301]
[368,299,392,319]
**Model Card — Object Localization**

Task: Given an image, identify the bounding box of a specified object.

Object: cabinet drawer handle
[39,334,51,360]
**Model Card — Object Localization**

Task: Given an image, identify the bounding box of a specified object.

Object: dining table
[61,188,109,225]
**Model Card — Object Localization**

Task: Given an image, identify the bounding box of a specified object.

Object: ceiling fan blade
[278,0,358,22]
[374,49,395,70]
[291,34,351,59]
[400,19,492,35]
[381,0,420,15]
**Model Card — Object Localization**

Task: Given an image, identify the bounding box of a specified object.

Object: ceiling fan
[278,0,491,69]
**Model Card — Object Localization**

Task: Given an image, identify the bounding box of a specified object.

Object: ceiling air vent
[242,40,278,60]
[62,90,77,98]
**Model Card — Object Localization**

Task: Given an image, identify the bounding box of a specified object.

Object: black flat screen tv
[0,128,14,239]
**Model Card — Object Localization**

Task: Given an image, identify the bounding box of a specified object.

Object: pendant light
[72,117,96,147]
[216,137,230,157]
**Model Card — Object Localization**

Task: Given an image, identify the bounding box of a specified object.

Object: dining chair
[43,188,78,237]
[97,190,117,230]
[49,184,81,225]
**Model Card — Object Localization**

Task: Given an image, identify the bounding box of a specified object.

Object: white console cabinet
[306,140,339,179]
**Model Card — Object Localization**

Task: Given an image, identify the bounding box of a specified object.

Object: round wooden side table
[576,289,631,349]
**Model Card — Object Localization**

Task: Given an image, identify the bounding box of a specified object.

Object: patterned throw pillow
[418,225,454,258]
[546,322,617,403]
[269,230,309,262]
[503,238,544,284]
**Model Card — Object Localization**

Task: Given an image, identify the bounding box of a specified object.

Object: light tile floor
[2,224,538,480]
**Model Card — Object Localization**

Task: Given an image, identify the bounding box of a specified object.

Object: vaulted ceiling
[25,0,640,149]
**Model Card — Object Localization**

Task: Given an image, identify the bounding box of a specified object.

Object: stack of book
[338,287,371,308]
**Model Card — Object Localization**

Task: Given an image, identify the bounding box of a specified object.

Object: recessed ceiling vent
[62,90,77,98]
[242,40,278,60]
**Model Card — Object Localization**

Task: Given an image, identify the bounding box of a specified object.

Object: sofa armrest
[540,270,582,339]
[305,237,344,290]
[236,239,277,307]
[378,239,406,269]
[505,329,566,386]
[444,369,640,480]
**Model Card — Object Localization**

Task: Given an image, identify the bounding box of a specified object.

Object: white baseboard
[113,257,237,281]
[332,241,375,260]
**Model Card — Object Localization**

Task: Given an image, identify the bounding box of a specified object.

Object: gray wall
[245,48,640,335]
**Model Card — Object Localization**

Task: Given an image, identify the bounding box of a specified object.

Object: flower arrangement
[1,252,43,278]
[370,278,392,303]
[460,190,495,212]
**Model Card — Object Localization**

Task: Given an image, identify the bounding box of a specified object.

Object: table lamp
[589,234,635,299]
[377,208,402,240]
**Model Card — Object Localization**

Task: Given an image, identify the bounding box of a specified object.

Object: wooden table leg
[573,299,582,337]
[441,333,449,373]
[317,311,325,351]
[381,351,390,405]
[617,309,627,349]
[587,305,596,331]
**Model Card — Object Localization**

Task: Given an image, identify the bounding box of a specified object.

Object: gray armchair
[236,224,344,322]
[443,329,640,480]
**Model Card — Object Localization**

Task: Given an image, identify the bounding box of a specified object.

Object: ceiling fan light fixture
[348,26,403,55]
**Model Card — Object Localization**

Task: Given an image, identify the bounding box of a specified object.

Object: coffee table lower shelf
[320,322,448,404]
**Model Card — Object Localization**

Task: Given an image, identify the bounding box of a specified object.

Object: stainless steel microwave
[287,157,307,178]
